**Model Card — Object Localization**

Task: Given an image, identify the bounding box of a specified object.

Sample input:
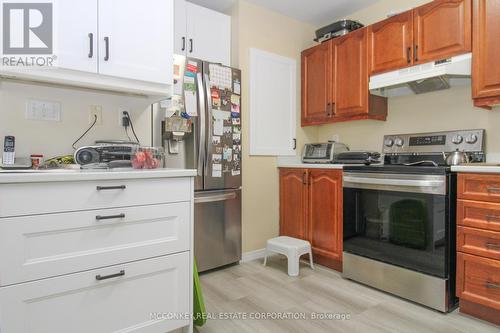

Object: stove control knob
[452,135,463,144]
[465,134,478,144]
[395,138,404,147]
[384,138,394,147]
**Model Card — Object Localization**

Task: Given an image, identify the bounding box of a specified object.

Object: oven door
[343,172,452,278]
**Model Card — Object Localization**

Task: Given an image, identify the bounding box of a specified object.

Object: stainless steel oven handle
[343,176,444,188]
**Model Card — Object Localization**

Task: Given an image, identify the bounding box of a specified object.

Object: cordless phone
[3,136,15,165]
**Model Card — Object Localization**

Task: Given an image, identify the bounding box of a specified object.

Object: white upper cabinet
[54,0,98,73]
[174,0,188,55]
[1,0,173,96]
[175,0,231,66]
[98,0,173,84]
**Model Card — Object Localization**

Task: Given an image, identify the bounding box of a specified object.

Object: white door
[186,2,231,66]
[174,0,188,55]
[98,0,173,84]
[54,0,98,73]
[0,254,190,333]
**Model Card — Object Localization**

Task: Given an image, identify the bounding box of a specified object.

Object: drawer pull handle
[96,185,126,191]
[96,213,125,221]
[486,243,500,250]
[96,270,125,281]
[487,187,500,193]
[486,215,500,221]
[486,282,500,289]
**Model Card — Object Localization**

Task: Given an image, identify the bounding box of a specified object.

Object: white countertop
[276,156,383,169]
[0,168,197,184]
[277,161,344,169]
[451,164,500,174]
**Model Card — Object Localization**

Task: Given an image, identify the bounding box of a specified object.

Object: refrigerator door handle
[197,71,206,177]
[195,191,237,203]
[204,72,213,168]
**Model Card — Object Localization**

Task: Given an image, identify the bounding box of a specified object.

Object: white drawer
[0,203,191,286]
[0,177,192,217]
[0,253,191,333]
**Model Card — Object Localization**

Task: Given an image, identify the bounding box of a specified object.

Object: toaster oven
[302,142,349,164]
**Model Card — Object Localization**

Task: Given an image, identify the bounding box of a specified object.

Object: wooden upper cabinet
[301,42,333,126]
[414,0,471,64]
[369,11,414,75]
[308,170,343,263]
[279,168,307,240]
[334,29,369,117]
[472,0,500,107]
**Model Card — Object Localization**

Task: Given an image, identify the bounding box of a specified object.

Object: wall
[229,0,317,252]
[0,80,157,159]
[317,0,500,158]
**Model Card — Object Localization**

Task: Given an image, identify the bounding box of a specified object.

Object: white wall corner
[240,248,267,263]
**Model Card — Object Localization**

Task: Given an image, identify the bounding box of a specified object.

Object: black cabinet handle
[189,38,193,53]
[104,37,110,61]
[486,243,500,250]
[88,33,94,58]
[96,270,125,281]
[96,185,126,191]
[414,45,418,62]
[181,37,186,51]
[293,139,297,150]
[486,282,500,289]
[96,213,125,221]
[302,172,307,185]
[407,47,411,64]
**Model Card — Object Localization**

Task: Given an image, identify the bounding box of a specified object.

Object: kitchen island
[0,168,196,333]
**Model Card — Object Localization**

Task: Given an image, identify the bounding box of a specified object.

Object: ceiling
[187,0,380,26]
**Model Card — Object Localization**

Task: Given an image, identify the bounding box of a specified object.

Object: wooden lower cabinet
[279,168,308,240]
[279,168,343,271]
[457,173,500,325]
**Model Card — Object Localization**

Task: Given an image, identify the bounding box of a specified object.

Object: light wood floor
[194,255,499,333]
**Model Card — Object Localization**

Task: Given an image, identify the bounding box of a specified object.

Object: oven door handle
[343,176,444,188]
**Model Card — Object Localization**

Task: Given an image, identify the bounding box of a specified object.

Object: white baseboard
[240,248,266,263]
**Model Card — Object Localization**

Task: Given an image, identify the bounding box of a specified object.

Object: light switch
[25,100,61,122]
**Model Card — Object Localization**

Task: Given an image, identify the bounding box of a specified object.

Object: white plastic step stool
[263,236,314,276]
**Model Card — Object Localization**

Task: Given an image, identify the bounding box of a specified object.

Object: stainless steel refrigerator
[164,57,242,272]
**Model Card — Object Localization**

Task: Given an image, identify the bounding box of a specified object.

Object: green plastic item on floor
[193,259,207,327]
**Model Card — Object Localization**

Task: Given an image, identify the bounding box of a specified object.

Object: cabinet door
[174,0,188,56]
[186,2,231,66]
[334,29,369,117]
[472,0,500,99]
[0,254,190,333]
[301,42,333,126]
[279,169,307,240]
[98,0,173,84]
[55,0,98,73]
[414,0,471,64]
[369,11,414,74]
[308,169,343,264]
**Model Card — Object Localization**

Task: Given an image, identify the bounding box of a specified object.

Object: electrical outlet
[331,134,340,142]
[118,108,129,127]
[89,105,102,125]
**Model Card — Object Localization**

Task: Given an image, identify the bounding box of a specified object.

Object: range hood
[370,53,471,97]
